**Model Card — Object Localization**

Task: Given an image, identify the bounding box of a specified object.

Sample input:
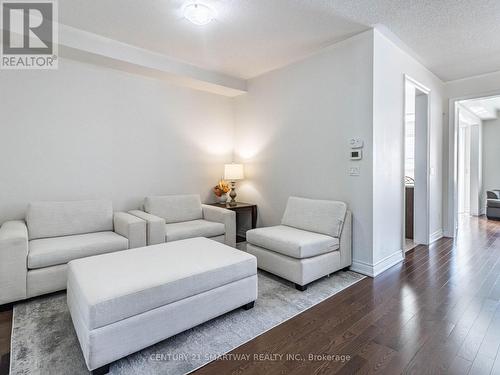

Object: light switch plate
[349,166,360,176]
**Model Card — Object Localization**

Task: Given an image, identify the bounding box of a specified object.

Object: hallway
[196,217,500,374]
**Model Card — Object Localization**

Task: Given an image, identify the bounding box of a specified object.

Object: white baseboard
[430,229,443,244]
[349,261,374,277]
[350,250,404,278]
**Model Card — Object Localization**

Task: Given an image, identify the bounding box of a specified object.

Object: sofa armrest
[202,204,236,247]
[113,212,147,249]
[128,210,165,245]
[0,220,29,304]
[339,211,352,268]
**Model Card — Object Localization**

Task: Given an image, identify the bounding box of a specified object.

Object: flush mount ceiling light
[183,3,216,26]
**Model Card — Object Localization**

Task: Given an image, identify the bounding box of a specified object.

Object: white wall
[232,31,375,268]
[0,58,234,223]
[482,117,500,203]
[372,29,445,272]
[457,106,483,216]
[470,124,483,215]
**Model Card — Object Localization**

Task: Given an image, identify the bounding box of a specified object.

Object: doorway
[403,76,430,252]
[448,94,500,236]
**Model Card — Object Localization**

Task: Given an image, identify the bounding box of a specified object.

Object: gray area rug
[10,269,364,374]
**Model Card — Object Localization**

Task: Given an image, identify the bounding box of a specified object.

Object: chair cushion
[28,231,128,269]
[67,237,257,329]
[26,200,113,240]
[144,195,203,224]
[246,225,339,259]
[281,197,347,238]
[488,199,500,208]
[165,219,225,242]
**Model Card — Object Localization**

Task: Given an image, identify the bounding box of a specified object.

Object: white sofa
[129,194,236,247]
[246,197,352,291]
[0,200,146,305]
[68,237,257,373]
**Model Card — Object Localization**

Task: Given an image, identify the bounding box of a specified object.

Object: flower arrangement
[213,179,230,197]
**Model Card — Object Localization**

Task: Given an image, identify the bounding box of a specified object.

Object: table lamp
[224,163,244,206]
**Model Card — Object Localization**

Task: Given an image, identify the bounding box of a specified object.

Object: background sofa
[246,196,352,290]
[487,190,500,220]
[129,194,236,247]
[0,200,146,305]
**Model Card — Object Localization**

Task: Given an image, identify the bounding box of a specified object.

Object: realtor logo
[1,0,58,69]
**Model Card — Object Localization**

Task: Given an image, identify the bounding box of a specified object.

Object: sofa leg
[342,266,350,272]
[242,301,255,310]
[92,364,110,375]
[295,283,307,291]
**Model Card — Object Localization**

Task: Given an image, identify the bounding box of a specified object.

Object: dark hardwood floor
[195,216,500,375]
[0,309,11,375]
[1,217,499,374]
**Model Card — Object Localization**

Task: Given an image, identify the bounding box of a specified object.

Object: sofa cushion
[246,225,339,259]
[487,191,500,199]
[28,231,128,269]
[281,197,347,238]
[67,237,257,330]
[144,195,203,224]
[26,200,113,240]
[165,219,225,242]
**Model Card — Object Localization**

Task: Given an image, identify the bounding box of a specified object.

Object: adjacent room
[1,1,500,374]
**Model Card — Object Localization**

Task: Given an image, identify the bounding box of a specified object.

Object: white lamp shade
[224,164,244,180]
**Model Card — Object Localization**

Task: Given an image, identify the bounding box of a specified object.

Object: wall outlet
[349,166,360,176]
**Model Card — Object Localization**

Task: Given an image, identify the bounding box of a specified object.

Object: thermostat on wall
[350,150,362,160]
[349,138,364,149]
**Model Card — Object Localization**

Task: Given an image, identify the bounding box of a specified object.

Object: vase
[218,194,228,204]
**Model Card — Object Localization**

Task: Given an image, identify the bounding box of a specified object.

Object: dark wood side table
[208,202,257,243]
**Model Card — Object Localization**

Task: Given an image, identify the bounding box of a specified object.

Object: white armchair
[246,196,352,291]
[0,200,146,305]
[0,221,29,304]
[130,194,236,247]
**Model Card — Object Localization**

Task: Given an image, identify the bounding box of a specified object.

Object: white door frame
[402,75,431,254]
[457,123,471,214]
[446,90,500,237]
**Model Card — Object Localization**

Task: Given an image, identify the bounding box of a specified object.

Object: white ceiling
[58,0,500,81]
[327,0,500,82]
[58,0,367,80]
[460,96,500,120]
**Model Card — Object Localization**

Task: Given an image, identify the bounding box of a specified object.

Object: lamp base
[229,181,237,206]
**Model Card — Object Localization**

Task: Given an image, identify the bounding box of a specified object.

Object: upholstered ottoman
[67,237,257,374]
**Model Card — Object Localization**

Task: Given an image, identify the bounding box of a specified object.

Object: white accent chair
[0,200,146,305]
[246,197,352,291]
[129,194,236,247]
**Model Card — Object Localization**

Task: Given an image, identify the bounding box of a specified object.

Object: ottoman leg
[92,364,110,375]
[295,283,308,291]
[242,301,255,310]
